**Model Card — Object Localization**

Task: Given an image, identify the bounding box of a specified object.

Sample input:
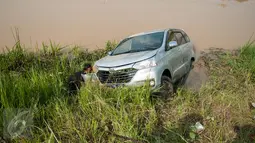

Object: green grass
[0,40,255,142]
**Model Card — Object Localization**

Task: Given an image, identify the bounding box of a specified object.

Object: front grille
[97,68,137,83]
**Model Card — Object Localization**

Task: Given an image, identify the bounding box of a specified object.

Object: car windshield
[112,32,164,55]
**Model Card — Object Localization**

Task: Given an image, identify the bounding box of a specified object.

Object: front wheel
[160,75,174,100]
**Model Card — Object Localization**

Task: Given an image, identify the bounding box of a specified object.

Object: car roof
[128,28,183,38]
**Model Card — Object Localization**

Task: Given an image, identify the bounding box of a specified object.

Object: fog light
[150,80,155,87]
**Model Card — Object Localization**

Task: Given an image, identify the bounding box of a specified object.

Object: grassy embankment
[0,39,255,142]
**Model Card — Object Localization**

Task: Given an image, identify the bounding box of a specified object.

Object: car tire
[160,75,174,100]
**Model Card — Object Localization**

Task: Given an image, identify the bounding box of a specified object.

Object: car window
[184,34,190,42]
[181,31,190,42]
[113,39,132,55]
[174,32,186,45]
[167,32,177,43]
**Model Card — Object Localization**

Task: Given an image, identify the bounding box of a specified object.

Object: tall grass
[0,40,255,142]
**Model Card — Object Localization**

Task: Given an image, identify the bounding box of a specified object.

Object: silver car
[94,29,195,96]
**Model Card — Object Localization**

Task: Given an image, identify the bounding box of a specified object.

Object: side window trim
[165,30,174,49]
[180,31,187,43]
[181,30,190,43]
[165,30,188,50]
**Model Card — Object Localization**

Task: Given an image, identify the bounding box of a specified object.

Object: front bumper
[97,64,162,89]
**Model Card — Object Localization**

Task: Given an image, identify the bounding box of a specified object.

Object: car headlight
[133,57,157,70]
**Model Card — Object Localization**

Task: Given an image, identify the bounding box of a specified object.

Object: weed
[0,40,254,142]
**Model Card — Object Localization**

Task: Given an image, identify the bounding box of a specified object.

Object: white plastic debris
[195,122,205,132]
[206,116,215,121]
[251,103,255,108]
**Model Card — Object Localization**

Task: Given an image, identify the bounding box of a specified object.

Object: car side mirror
[166,41,178,51]
[108,51,113,56]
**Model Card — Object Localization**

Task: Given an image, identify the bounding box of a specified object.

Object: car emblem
[109,68,115,73]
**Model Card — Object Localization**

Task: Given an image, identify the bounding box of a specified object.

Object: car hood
[96,50,158,67]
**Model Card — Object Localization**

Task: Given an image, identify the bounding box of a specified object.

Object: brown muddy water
[0,0,255,52]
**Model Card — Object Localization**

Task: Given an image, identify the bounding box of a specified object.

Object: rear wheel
[160,75,174,100]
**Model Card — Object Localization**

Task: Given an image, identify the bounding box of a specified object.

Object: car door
[164,30,183,82]
[181,31,193,71]
[172,31,189,80]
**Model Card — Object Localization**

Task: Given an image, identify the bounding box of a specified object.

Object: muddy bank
[184,48,240,90]
[184,56,209,91]
[0,0,255,52]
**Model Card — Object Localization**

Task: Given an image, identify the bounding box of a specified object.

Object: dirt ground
[184,48,237,91]
[184,56,209,91]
